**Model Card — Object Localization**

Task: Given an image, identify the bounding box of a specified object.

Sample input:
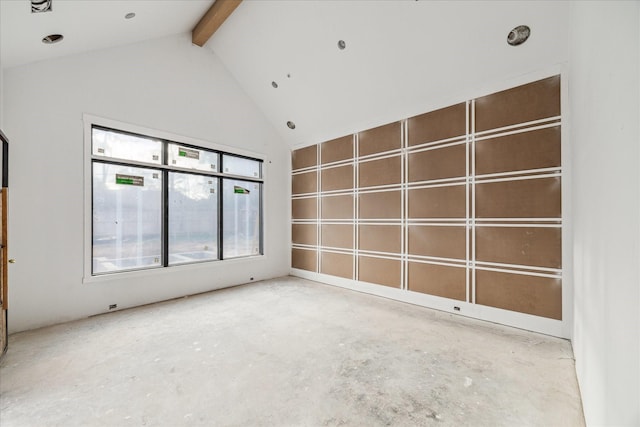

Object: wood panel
[476,126,561,175]
[408,225,466,260]
[292,197,317,219]
[0,189,5,356]
[321,165,353,192]
[292,224,317,246]
[408,144,466,182]
[358,191,401,219]
[476,227,561,269]
[408,262,466,301]
[407,185,466,218]
[358,225,401,254]
[408,103,466,146]
[321,195,354,219]
[475,270,562,320]
[320,252,353,279]
[475,76,561,132]
[292,171,317,195]
[292,145,317,170]
[292,248,317,272]
[321,135,353,164]
[359,155,401,188]
[358,122,402,157]
[321,224,354,249]
[358,256,401,288]
[475,177,561,218]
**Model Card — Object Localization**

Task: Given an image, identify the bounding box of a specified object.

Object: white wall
[3,33,291,333]
[570,2,640,426]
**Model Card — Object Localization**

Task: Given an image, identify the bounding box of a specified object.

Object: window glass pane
[167,143,218,172]
[92,163,162,274]
[222,155,261,178]
[169,173,218,265]
[92,127,162,164]
[222,179,261,258]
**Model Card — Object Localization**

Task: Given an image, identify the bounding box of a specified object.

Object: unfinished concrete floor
[0,277,584,426]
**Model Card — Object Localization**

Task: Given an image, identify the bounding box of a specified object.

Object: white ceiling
[0,0,570,149]
[0,0,213,68]
[207,1,569,148]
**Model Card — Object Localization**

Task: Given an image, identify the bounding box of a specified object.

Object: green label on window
[115,174,144,186]
[178,147,200,159]
[234,186,250,194]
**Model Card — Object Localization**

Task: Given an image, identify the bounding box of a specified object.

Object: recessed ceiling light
[507,25,531,46]
[42,34,63,44]
[337,40,346,50]
[125,12,136,19]
[31,0,52,13]
[272,81,278,88]
[287,121,296,130]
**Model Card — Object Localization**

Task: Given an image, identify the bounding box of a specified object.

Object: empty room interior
[0,1,638,426]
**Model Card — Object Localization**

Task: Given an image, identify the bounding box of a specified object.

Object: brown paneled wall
[291,75,562,320]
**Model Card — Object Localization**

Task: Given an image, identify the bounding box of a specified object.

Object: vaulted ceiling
[0,0,570,148]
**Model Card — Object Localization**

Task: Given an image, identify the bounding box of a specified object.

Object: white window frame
[83,114,265,283]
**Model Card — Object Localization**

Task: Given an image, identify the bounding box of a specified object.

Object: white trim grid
[291,75,565,337]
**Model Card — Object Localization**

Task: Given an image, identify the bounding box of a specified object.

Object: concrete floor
[1,276,584,426]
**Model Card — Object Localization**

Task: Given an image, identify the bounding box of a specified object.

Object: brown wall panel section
[292,224,317,246]
[358,225,402,253]
[475,270,562,320]
[476,227,561,269]
[292,171,317,195]
[321,195,354,219]
[408,144,466,182]
[358,191,401,219]
[476,126,561,175]
[358,256,401,288]
[408,185,466,218]
[322,224,354,249]
[408,103,466,146]
[292,248,317,272]
[321,252,353,279]
[408,262,466,301]
[475,177,561,218]
[321,165,353,192]
[359,155,402,188]
[408,225,466,260]
[321,135,353,164]
[475,76,560,132]
[292,197,317,220]
[292,145,317,170]
[358,122,402,157]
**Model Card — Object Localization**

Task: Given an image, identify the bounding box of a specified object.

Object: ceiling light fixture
[31,0,52,13]
[272,81,278,88]
[507,25,531,46]
[337,40,346,50]
[42,34,64,44]
[287,121,296,130]
[125,12,136,19]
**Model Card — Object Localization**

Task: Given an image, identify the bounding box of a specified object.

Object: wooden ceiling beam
[192,0,242,47]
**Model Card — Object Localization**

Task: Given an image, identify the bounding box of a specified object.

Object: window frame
[83,115,265,281]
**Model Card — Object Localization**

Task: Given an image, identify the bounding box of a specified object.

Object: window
[90,125,263,275]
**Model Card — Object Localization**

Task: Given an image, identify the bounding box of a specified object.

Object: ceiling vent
[31,0,52,13]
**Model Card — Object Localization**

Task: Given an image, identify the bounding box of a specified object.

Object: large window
[91,126,263,275]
